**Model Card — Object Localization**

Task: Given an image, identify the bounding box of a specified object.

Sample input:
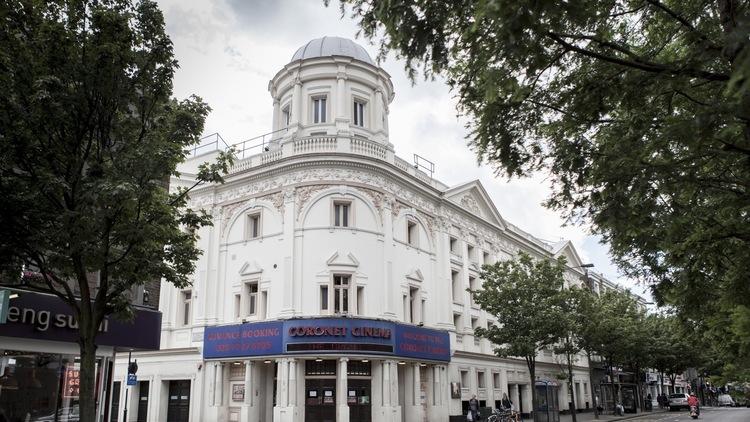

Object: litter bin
[534,380,560,422]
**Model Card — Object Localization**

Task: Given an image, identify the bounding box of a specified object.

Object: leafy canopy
[0,0,232,317]
[473,252,567,360]
[335,0,750,359]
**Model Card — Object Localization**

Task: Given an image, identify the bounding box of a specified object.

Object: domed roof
[291,36,374,65]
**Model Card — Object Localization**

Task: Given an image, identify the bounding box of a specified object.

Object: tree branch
[644,0,718,48]
[546,32,730,82]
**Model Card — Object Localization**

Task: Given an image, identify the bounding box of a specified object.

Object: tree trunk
[526,357,537,420]
[660,372,665,398]
[587,352,599,419]
[568,353,577,422]
[78,320,99,422]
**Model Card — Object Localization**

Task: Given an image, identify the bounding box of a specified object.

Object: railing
[231,128,289,159]
[294,136,337,153]
[187,132,448,189]
[187,133,231,157]
[351,137,387,159]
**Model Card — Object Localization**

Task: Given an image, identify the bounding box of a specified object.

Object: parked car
[668,393,691,411]
[718,394,736,407]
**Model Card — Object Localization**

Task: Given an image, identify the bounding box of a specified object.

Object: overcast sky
[156,0,651,299]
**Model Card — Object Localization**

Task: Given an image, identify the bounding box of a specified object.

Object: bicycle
[486,408,521,422]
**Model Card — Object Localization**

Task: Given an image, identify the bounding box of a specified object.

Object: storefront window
[0,350,104,422]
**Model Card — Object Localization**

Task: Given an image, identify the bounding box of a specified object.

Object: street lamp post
[577,263,599,419]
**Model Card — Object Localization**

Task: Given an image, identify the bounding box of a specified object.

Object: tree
[473,252,568,418]
[335,0,750,373]
[0,1,231,421]
[554,287,591,422]
[576,289,644,412]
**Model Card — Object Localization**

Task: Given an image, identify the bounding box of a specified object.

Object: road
[624,407,750,421]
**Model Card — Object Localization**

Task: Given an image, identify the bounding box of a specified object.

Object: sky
[155,0,651,300]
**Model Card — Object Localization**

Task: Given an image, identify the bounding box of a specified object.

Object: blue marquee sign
[203,317,450,362]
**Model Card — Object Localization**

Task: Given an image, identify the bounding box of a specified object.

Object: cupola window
[282,104,291,127]
[313,96,327,123]
[353,100,366,127]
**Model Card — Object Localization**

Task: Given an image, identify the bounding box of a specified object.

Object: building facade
[113,37,602,422]
[0,281,161,422]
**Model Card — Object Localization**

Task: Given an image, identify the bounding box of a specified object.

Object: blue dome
[291,36,374,65]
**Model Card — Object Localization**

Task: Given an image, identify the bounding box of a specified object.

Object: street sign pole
[123,351,132,422]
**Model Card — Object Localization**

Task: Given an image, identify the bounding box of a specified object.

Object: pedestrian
[501,392,512,410]
[469,394,480,421]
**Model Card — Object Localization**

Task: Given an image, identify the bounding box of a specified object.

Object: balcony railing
[185,133,448,190]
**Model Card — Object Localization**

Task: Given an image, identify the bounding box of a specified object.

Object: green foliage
[336,0,750,379]
[473,252,568,360]
[0,1,231,420]
[472,251,568,411]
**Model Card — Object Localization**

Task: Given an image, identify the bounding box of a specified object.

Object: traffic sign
[127,373,137,386]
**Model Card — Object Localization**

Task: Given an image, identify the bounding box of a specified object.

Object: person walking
[501,392,513,410]
[469,394,480,421]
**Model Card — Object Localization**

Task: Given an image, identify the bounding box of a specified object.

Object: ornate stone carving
[295,184,330,220]
[357,187,386,215]
[459,194,483,217]
[258,191,284,213]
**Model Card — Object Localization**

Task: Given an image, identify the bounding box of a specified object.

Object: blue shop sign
[203,320,284,358]
[284,318,394,355]
[394,324,451,362]
[203,318,450,362]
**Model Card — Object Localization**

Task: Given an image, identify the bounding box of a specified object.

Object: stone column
[522,383,533,416]
[499,369,509,398]
[241,361,261,422]
[379,360,401,422]
[560,381,570,413]
[404,363,423,422]
[272,98,280,132]
[509,384,519,412]
[336,358,350,422]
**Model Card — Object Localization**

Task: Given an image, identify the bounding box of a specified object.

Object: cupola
[268,36,395,146]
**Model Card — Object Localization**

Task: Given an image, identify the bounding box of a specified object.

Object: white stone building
[112,37,601,422]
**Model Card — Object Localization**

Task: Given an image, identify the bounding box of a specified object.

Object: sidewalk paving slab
[528,409,670,422]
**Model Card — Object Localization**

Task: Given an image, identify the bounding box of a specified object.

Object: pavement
[545,407,750,422]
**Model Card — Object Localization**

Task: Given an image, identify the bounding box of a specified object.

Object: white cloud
[156,0,650,300]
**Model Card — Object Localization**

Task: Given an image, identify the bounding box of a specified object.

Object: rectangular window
[333,275,350,314]
[234,294,241,319]
[450,237,460,255]
[282,104,291,127]
[453,313,462,330]
[247,213,261,239]
[469,277,477,306]
[467,244,475,262]
[353,100,365,127]
[483,251,491,265]
[407,220,418,246]
[408,286,419,324]
[313,97,327,123]
[333,202,350,227]
[460,370,469,387]
[181,290,192,326]
[320,285,329,311]
[421,298,426,324]
[452,270,462,302]
[478,371,486,389]
[246,282,258,316]
[493,372,501,389]
[356,286,364,315]
[260,291,267,320]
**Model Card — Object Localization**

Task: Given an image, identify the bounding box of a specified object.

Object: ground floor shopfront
[113,317,593,422]
[0,289,161,422]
